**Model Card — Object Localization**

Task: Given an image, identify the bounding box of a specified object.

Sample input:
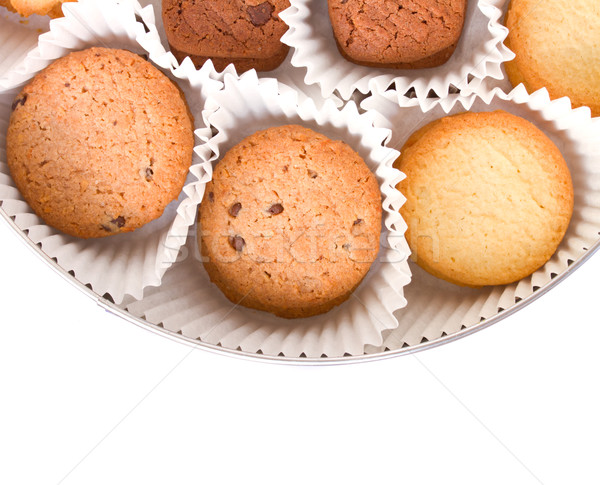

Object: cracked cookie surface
[396,110,574,287]
[162,0,290,73]
[7,47,194,239]
[199,125,382,319]
[328,0,467,68]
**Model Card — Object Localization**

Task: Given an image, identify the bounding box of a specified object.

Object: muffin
[162,0,291,73]
[0,0,75,17]
[505,0,600,117]
[7,47,194,239]
[199,125,382,318]
[327,0,467,68]
[396,110,574,287]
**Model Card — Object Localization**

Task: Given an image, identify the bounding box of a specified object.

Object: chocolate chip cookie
[199,125,382,319]
[7,47,194,239]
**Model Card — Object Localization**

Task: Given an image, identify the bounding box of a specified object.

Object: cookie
[7,47,194,239]
[162,0,291,73]
[505,0,600,117]
[0,0,75,17]
[327,0,467,69]
[0,0,15,12]
[199,125,382,319]
[396,110,574,287]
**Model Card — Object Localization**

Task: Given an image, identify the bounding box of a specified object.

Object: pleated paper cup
[138,0,342,109]
[0,8,51,79]
[0,0,226,303]
[121,71,412,358]
[361,84,600,352]
[279,0,513,103]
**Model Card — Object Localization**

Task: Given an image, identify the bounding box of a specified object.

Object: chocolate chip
[111,216,126,228]
[229,202,242,217]
[113,120,118,126]
[208,191,214,202]
[283,165,289,172]
[145,167,153,181]
[229,235,245,252]
[11,94,27,111]
[247,1,274,26]
[100,224,112,232]
[307,169,318,179]
[64,82,71,87]
[342,243,351,250]
[353,218,363,225]
[268,203,284,215]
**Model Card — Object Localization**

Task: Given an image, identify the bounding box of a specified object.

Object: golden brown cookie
[162,0,291,73]
[395,110,574,287]
[505,0,600,117]
[327,0,467,69]
[0,0,15,13]
[7,47,194,239]
[199,125,382,319]
[0,0,76,17]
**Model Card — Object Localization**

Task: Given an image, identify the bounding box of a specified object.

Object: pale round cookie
[505,0,600,116]
[395,110,574,287]
[7,47,194,239]
[199,125,382,319]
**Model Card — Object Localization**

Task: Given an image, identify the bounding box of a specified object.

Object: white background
[1,216,599,485]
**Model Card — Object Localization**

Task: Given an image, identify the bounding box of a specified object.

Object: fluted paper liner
[0,0,226,303]
[0,9,50,79]
[361,84,600,352]
[279,0,513,104]
[121,71,412,358]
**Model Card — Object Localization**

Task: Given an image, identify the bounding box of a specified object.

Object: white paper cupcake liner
[279,0,513,103]
[121,71,412,358]
[136,0,342,110]
[0,8,51,79]
[0,0,225,303]
[361,84,600,352]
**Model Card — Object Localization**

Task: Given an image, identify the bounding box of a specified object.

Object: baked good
[7,47,194,239]
[327,0,467,69]
[199,125,382,319]
[0,0,75,17]
[162,0,291,73]
[505,0,600,117]
[396,110,573,287]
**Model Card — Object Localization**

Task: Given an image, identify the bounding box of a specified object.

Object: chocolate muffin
[162,0,291,73]
[327,0,467,69]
